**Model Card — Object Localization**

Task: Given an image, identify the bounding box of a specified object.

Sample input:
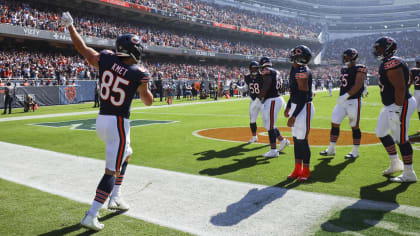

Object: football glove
[337,93,350,105]
[61,12,74,27]
[388,103,402,126]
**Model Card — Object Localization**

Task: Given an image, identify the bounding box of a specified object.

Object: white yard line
[1,141,419,235]
[0,98,246,123]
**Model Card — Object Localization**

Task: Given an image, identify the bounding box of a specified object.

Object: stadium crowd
[0,0,294,59]
[123,0,321,39]
[324,31,420,65]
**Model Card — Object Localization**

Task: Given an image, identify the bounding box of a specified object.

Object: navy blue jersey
[378,57,411,106]
[340,64,367,99]
[261,67,281,99]
[410,68,420,90]
[98,50,150,118]
[244,73,263,100]
[289,65,313,104]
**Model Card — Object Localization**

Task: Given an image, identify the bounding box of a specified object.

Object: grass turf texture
[1,87,420,233]
[0,178,191,236]
[1,87,419,205]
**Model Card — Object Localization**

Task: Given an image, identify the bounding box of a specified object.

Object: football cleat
[320,149,335,156]
[108,197,130,211]
[278,138,290,152]
[262,149,279,158]
[390,171,417,183]
[81,213,104,231]
[383,159,404,175]
[288,164,302,179]
[344,152,359,159]
[297,168,311,182]
[248,136,258,143]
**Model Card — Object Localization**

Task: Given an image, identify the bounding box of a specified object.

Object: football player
[250,57,289,157]
[62,12,153,230]
[409,58,420,129]
[285,45,314,181]
[245,61,264,143]
[373,36,417,182]
[320,48,367,159]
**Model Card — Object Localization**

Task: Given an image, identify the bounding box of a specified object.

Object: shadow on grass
[194,143,269,161]
[199,155,275,176]
[39,211,124,236]
[211,178,302,226]
[304,157,356,184]
[320,180,414,233]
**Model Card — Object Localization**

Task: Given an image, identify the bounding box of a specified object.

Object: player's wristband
[292,101,306,117]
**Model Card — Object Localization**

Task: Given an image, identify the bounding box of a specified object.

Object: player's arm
[387,67,406,106]
[137,83,153,106]
[408,70,413,89]
[347,71,366,96]
[62,12,99,69]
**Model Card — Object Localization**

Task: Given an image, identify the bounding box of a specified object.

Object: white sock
[88,201,103,216]
[111,185,121,199]
[352,145,359,155]
[328,142,336,153]
[404,164,413,171]
[390,154,399,162]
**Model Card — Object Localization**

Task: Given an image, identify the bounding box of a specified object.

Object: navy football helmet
[249,61,259,75]
[259,56,272,68]
[289,45,312,65]
[342,48,358,65]
[373,36,397,61]
[116,34,143,63]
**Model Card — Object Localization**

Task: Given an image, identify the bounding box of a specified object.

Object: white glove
[250,98,262,112]
[61,12,73,27]
[388,103,402,126]
[337,93,350,105]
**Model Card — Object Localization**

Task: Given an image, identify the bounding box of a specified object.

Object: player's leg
[345,98,362,159]
[375,107,403,176]
[81,115,120,230]
[274,97,290,151]
[262,98,279,157]
[390,97,417,182]
[109,118,132,210]
[289,103,314,181]
[321,103,345,156]
[248,100,259,143]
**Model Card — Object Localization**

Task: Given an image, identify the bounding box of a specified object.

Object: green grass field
[1,86,419,235]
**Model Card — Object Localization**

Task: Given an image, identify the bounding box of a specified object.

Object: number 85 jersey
[244,72,263,100]
[340,64,367,99]
[99,50,150,118]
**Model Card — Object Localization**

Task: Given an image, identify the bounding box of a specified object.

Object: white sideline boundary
[1,141,420,235]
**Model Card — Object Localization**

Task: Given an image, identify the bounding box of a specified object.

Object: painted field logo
[31,119,177,131]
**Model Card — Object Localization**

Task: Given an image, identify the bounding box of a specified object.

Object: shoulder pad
[356,65,368,73]
[384,58,401,70]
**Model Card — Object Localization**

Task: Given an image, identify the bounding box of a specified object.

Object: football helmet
[289,45,312,65]
[373,36,397,61]
[249,61,259,75]
[342,48,358,65]
[115,34,143,63]
[259,56,272,68]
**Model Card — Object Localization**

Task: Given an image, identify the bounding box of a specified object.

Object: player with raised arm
[61,12,153,230]
[373,36,417,182]
[250,57,289,157]
[320,48,367,159]
[285,45,314,182]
